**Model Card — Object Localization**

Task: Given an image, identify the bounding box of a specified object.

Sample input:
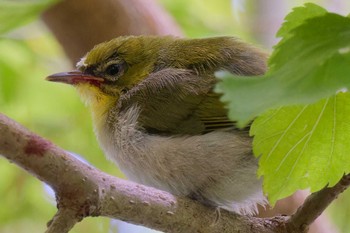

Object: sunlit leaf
[251,93,350,204]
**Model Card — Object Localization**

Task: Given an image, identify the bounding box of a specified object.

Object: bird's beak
[46,71,104,86]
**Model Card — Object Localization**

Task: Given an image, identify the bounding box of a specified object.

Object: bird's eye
[105,64,120,76]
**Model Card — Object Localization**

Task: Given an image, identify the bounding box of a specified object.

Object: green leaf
[215,4,350,126]
[276,3,327,38]
[251,92,350,204]
[0,0,59,35]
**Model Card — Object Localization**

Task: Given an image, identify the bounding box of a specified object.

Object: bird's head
[46,36,172,109]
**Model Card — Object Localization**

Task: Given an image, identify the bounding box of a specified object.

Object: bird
[46,35,268,215]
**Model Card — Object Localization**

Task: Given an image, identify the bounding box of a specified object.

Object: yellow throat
[75,83,117,129]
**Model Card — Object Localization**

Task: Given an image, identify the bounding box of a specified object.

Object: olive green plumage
[77,36,267,135]
[47,35,268,214]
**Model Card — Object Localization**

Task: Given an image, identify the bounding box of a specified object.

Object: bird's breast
[94,105,158,183]
[94,105,257,201]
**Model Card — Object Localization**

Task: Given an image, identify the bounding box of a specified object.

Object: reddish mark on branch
[24,134,53,157]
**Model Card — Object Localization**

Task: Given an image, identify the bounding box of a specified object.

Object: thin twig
[287,174,350,232]
[46,208,80,233]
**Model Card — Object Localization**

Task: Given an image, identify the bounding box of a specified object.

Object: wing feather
[119,68,237,135]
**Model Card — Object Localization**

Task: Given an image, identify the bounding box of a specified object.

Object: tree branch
[0,113,289,233]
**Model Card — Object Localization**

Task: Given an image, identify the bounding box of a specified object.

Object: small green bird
[47,35,267,215]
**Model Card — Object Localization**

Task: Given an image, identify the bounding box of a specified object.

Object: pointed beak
[46,71,104,86]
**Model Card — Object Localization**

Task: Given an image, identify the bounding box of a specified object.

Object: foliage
[217,3,350,205]
[253,93,350,204]
[0,0,59,35]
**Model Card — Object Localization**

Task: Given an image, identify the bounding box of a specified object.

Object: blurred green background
[1,0,350,232]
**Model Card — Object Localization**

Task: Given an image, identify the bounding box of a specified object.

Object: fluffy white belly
[95,106,266,215]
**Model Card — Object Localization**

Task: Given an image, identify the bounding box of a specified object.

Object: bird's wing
[119,68,237,135]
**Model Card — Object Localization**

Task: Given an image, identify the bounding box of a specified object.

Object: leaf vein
[286,98,329,182]
[265,105,307,162]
